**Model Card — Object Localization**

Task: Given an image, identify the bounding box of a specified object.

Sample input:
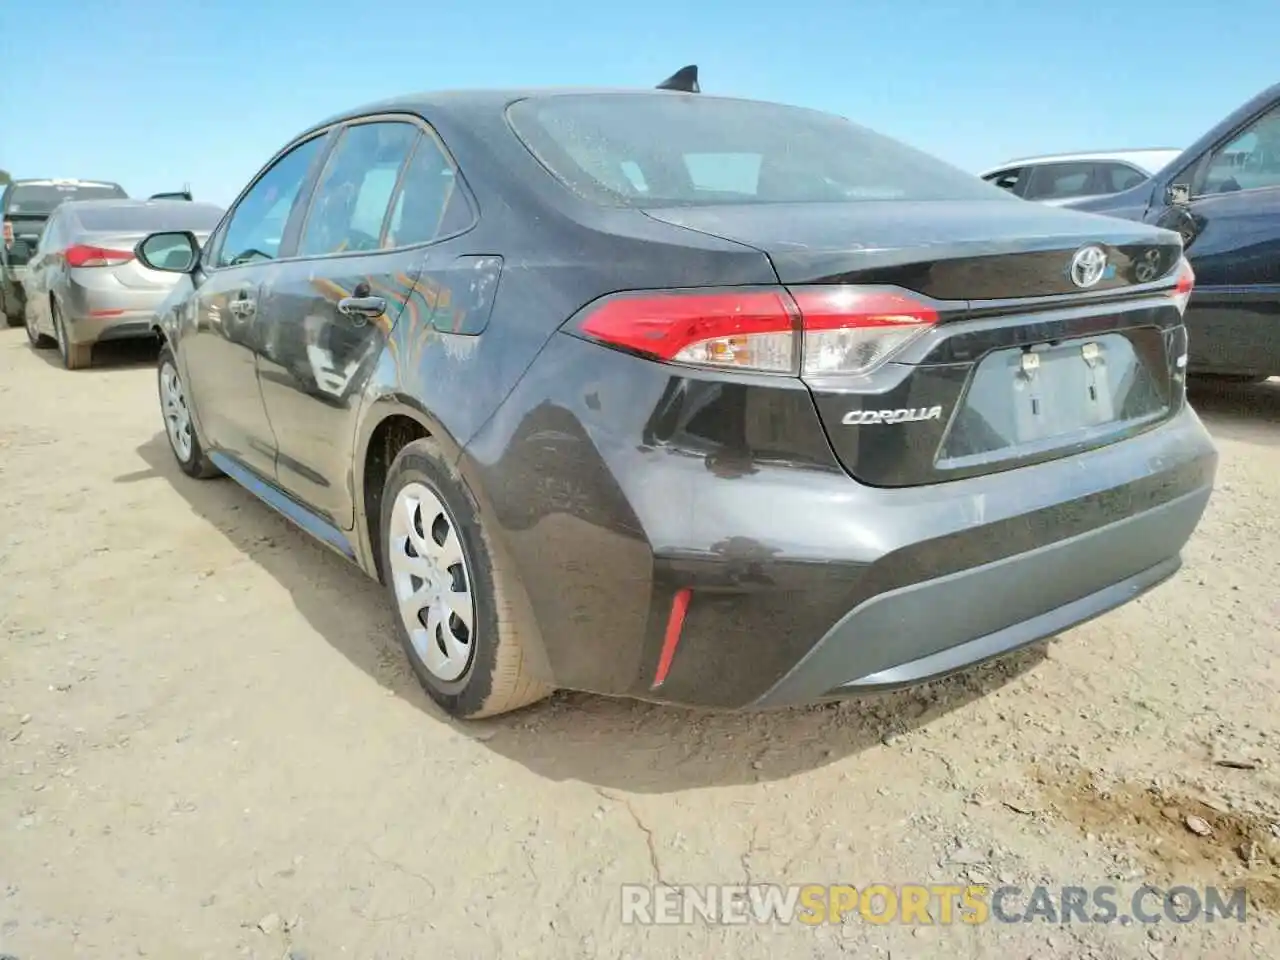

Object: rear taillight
[65,244,134,268]
[573,285,937,377]
[1169,257,1195,314]
[791,287,938,376]
[2,221,13,248]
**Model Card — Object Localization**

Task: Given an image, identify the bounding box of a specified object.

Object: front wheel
[158,344,220,479]
[381,438,552,719]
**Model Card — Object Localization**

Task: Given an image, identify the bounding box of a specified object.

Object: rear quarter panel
[349,104,777,563]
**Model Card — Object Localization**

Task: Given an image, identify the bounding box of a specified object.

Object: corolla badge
[1069,245,1108,288]
[842,406,944,426]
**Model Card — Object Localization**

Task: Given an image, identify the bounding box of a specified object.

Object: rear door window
[1099,163,1148,193]
[1022,162,1098,201]
[297,121,418,257]
[383,129,473,248]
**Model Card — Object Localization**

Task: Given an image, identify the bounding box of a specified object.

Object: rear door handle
[338,295,386,322]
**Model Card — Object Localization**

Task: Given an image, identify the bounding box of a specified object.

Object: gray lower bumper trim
[752,485,1212,708]
[833,554,1178,691]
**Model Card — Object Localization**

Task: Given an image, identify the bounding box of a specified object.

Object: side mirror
[1167,183,1191,206]
[136,231,200,273]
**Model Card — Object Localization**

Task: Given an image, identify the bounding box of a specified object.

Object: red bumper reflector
[652,587,692,688]
[88,309,125,318]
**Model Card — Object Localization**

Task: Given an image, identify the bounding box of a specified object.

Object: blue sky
[3,0,1277,207]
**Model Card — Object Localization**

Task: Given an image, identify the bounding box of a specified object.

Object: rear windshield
[74,202,224,233]
[506,94,1008,207]
[5,182,128,215]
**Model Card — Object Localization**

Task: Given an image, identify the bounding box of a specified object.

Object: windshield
[507,94,1009,207]
[74,202,224,233]
[5,182,128,216]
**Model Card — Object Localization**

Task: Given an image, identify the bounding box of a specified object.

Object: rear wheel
[381,438,551,718]
[52,302,92,369]
[158,343,220,479]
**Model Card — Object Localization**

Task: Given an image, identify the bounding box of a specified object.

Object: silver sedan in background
[23,199,223,368]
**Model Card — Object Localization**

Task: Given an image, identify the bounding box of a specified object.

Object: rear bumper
[647,406,1215,709]
[752,490,1200,707]
[62,310,158,345]
[61,278,164,344]
[469,334,1217,710]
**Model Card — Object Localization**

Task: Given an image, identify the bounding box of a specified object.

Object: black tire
[52,302,92,369]
[25,307,53,348]
[157,343,221,479]
[380,438,552,719]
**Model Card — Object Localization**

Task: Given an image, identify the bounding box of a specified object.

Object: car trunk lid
[643,200,1176,295]
[644,200,1189,486]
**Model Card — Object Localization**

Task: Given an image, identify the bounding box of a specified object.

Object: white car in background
[980,149,1183,205]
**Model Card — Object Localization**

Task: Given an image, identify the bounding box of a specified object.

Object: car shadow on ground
[28,337,160,371]
[129,430,1046,792]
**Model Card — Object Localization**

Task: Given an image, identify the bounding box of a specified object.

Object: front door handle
[338,295,386,322]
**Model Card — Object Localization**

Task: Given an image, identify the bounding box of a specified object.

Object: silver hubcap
[160,362,193,462]
[388,483,475,682]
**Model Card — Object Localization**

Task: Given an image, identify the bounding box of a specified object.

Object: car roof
[53,198,222,222]
[296,87,770,137]
[60,198,219,211]
[6,178,123,188]
[980,149,1183,176]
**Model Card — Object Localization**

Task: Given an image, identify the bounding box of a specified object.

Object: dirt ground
[1,329,1278,960]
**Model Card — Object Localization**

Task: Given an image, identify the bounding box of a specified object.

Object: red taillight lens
[577,289,798,372]
[1170,257,1195,314]
[2,221,13,247]
[574,285,937,376]
[65,244,135,268]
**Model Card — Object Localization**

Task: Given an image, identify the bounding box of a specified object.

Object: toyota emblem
[1070,245,1108,288]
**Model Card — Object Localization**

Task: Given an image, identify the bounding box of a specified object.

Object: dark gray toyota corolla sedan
[134,68,1217,719]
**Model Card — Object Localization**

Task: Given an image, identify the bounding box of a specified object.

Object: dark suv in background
[1,178,128,325]
[1066,84,1280,383]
